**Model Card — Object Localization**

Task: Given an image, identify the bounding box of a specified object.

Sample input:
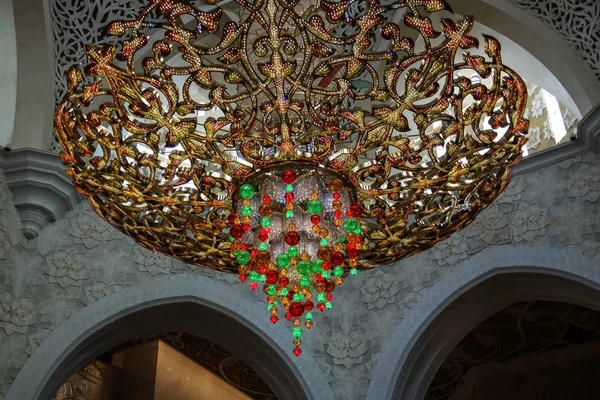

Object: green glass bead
[320,238,329,247]
[353,227,362,235]
[259,274,267,283]
[229,236,235,242]
[315,259,324,266]
[261,217,271,227]
[305,312,313,320]
[343,217,359,232]
[249,271,259,281]
[241,205,252,216]
[350,268,358,276]
[322,271,332,279]
[267,285,277,295]
[259,242,268,251]
[300,276,310,287]
[239,184,255,199]
[236,251,250,265]
[276,253,290,268]
[285,210,294,219]
[280,288,289,296]
[325,301,332,309]
[267,304,275,311]
[312,262,323,274]
[288,246,299,257]
[317,293,327,302]
[297,261,311,275]
[292,327,303,338]
[333,266,344,277]
[285,184,294,192]
[293,293,302,302]
[338,238,346,244]
[307,199,323,215]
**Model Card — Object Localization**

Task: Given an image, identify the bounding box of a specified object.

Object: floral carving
[510,204,551,242]
[568,164,600,202]
[531,90,546,119]
[361,271,400,310]
[83,281,123,305]
[0,292,36,335]
[327,330,369,369]
[528,126,542,150]
[45,248,90,288]
[1,251,45,298]
[35,219,73,256]
[69,212,113,249]
[0,333,27,397]
[132,246,175,276]
[35,286,82,328]
[432,234,468,267]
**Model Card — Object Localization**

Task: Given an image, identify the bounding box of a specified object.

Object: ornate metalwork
[54,0,528,273]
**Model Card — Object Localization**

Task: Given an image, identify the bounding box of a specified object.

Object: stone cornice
[0,147,81,238]
[514,102,600,175]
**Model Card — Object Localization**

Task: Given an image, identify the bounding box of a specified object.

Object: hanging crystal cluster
[228,166,364,355]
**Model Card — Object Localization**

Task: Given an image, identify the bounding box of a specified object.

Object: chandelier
[54,0,528,356]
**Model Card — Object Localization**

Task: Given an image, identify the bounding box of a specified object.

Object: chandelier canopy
[54,0,528,355]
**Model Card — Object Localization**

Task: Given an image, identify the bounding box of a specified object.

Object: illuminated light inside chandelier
[230,166,363,355]
[53,0,530,356]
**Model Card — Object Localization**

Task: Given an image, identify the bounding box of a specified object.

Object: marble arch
[365,246,600,400]
[5,274,335,400]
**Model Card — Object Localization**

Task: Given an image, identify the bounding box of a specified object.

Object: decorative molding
[365,247,600,400]
[0,148,81,238]
[5,274,335,400]
[514,102,600,174]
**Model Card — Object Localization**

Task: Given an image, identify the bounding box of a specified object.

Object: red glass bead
[285,312,293,320]
[249,282,258,290]
[346,245,359,258]
[310,215,321,225]
[285,231,300,246]
[259,266,267,274]
[322,262,331,270]
[334,210,342,218]
[228,212,238,226]
[279,277,289,287]
[239,274,246,282]
[270,315,278,324]
[326,293,333,301]
[230,225,244,239]
[331,252,345,266]
[304,301,314,311]
[282,170,297,184]
[240,243,247,250]
[286,291,294,300]
[293,347,302,357]
[290,302,304,317]
[266,270,278,284]
[316,274,325,281]
[317,303,326,311]
[243,223,251,231]
[346,210,353,217]
[263,195,271,203]
[259,233,269,242]
[350,203,362,217]
[284,192,294,202]
[251,249,258,257]
[333,192,341,200]
[355,236,362,243]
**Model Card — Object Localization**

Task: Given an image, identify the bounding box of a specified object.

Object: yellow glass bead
[293,339,302,347]
[310,192,319,200]
[242,216,250,223]
[347,232,356,242]
[335,277,343,285]
[243,199,251,206]
[279,269,287,277]
[290,257,298,265]
[334,219,343,227]
[293,318,301,326]
[276,289,282,296]
[292,285,300,293]
[288,223,297,231]
[305,292,312,300]
[349,258,358,267]
[333,244,342,252]
[267,296,277,304]
[305,320,313,329]
[282,298,290,306]
[312,225,320,233]
[285,203,294,210]
[284,304,290,311]
[319,228,329,238]
[301,287,309,295]
[270,307,278,315]
[300,252,310,261]
[234,217,241,225]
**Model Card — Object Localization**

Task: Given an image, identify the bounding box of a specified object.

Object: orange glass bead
[293,339,302,347]
[279,269,288,277]
[256,251,270,265]
[288,223,297,231]
[315,281,326,292]
[234,217,241,225]
[332,200,342,209]
[325,279,336,292]
[300,252,310,261]
[285,203,294,210]
[259,203,274,216]
[267,296,277,304]
[290,257,298,265]
[318,246,333,261]
[282,298,290,306]
[319,228,329,238]
[349,258,358,267]
[293,318,301,326]
[328,179,343,192]
[312,225,320,233]
[305,292,312,300]
[243,199,251,205]
[305,320,313,329]
[310,192,319,200]
[242,216,250,223]
[334,219,343,227]
[333,244,342,252]
[270,307,278,315]
[347,232,356,242]
[335,277,343,285]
